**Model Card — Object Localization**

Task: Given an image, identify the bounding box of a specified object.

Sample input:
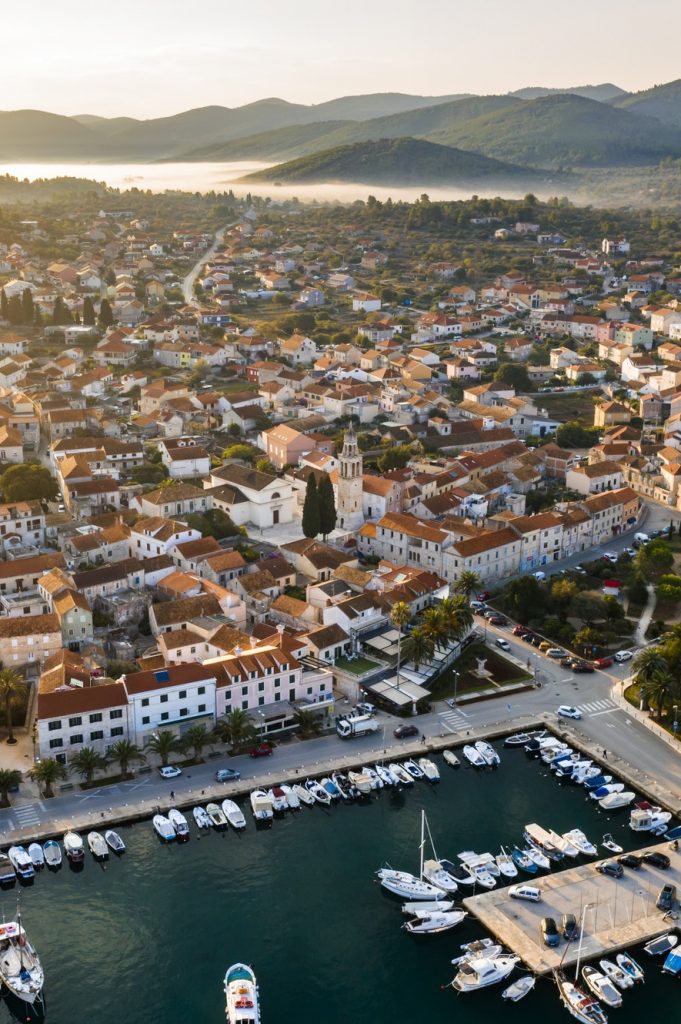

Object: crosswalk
[12,803,42,828]
[577,698,618,716]
[439,704,470,731]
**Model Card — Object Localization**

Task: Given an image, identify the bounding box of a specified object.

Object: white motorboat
[152,815,176,842]
[556,973,608,1024]
[547,828,579,859]
[629,802,671,832]
[505,729,545,747]
[375,764,397,786]
[599,959,633,990]
[573,766,601,784]
[267,787,289,813]
[292,783,315,807]
[0,914,44,1004]
[332,772,355,800]
[193,805,212,829]
[224,962,260,1024]
[584,774,613,791]
[348,770,373,795]
[389,763,414,785]
[523,845,550,871]
[222,799,247,830]
[475,740,500,766]
[422,859,458,894]
[563,829,597,857]
[207,802,228,829]
[362,766,383,790]
[589,783,624,800]
[496,848,518,878]
[615,952,644,983]
[582,966,622,1008]
[451,953,519,992]
[8,847,34,881]
[28,844,44,870]
[377,810,447,900]
[280,785,300,810]
[320,777,341,800]
[105,830,126,854]
[457,852,497,889]
[43,839,62,868]
[542,742,571,763]
[443,749,460,768]
[643,933,677,957]
[502,976,536,1002]
[250,790,274,824]
[402,899,455,916]
[87,831,109,858]
[451,939,501,965]
[463,744,487,768]
[601,833,623,854]
[404,909,467,934]
[417,757,440,781]
[402,759,424,780]
[167,809,190,842]
[304,778,331,805]
[64,831,85,862]
[524,824,563,862]
[598,790,635,810]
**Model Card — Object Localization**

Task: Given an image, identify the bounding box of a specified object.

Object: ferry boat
[0,913,44,1004]
[224,963,260,1023]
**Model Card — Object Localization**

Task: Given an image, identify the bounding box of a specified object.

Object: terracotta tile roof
[0,612,60,638]
[38,681,128,719]
[151,593,221,627]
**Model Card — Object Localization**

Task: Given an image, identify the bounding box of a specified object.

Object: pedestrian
[421,734,426,744]
[170,789,175,799]
[603,749,608,760]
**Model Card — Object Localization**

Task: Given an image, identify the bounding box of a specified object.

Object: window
[160,694,168,704]
[289,675,295,685]
[142,716,150,725]
[274,693,281,702]
[197,686,205,695]
[179,690,187,699]
[48,720,62,732]
[111,727,124,737]
[180,708,188,717]
[258,681,264,692]
[289,688,296,702]
[70,734,84,745]
[160,712,169,722]
[198,704,206,713]
[110,709,123,720]
[141,698,149,707]
[90,730,104,741]
[274,677,280,688]
[68,716,82,728]
[89,713,103,724]
[241,700,248,710]
[49,738,63,749]
[241,686,248,696]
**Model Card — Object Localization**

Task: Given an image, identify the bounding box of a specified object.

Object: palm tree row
[392,595,474,677]
[632,646,681,720]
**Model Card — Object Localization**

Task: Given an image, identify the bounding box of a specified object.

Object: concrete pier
[463,841,680,974]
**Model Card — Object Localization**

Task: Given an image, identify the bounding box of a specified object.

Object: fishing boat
[292,783,315,807]
[27,844,44,870]
[249,790,274,825]
[523,845,550,871]
[43,839,62,868]
[496,848,517,878]
[582,967,621,1008]
[167,809,190,841]
[267,787,289,813]
[0,912,44,1005]
[375,764,397,786]
[362,766,383,790]
[422,859,458,894]
[615,952,643,983]
[599,960,633,990]
[524,823,563,862]
[601,833,623,854]
[511,847,537,874]
[417,757,440,781]
[662,949,681,976]
[348,770,373,795]
[222,799,247,830]
[598,791,635,810]
[152,815,176,842]
[463,745,487,768]
[280,785,300,810]
[584,775,613,791]
[502,976,536,1002]
[475,740,500,767]
[63,830,85,862]
[389,763,414,785]
[589,783,624,801]
[104,830,125,854]
[332,772,355,800]
[629,802,671,833]
[404,909,467,935]
[451,939,501,965]
[643,933,677,957]
[377,810,447,900]
[304,778,331,805]
[8,848,34,882]
[563,829,597,857]
[206,802,228,829]
[555,973,608,1024]
[224,963,260,1024]
[320,777,341,800]
[87,831,109,858]
[451,953,519,992]
[402,899,455,916]
[457,851,497,889]
[193,805,212,829]
[402,759,424,780]
[443,749,460,768]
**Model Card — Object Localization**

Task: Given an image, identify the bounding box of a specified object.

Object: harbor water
[0,746,677,1023]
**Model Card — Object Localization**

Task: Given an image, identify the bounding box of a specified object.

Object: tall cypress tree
[0,289,7,321]
[21,288,34,325]
[302,474,320,539]
[82,296,96,326]
[318,473,337,539]
[6,296,22,325]
[98,297,114,327]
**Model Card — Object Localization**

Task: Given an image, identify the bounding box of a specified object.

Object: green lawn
[537,391,598,423]
[335,655,382,676]
[430,643,531,700]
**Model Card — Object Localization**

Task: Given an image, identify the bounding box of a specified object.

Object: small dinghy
[43,839,62,868]
[321,777,341,800]
[292,783,315,806]
[206,802,228,829]
[305,778,331,805]
[87,831,109,859]
[63,831,85,862]
[599,959,633,990]
[389,763,414,786]
[222,799,247,830]
[402,759,424,780]
[502,975,536,1002]
[404,909,466,935]
[167,809,190,842]
[418,757,440,781]
[463,745,486,768]
[475,740,500,767]
[443,749,460,768]
[192,805,211,829]
[582,966,622,1008]
[451,939,501,966]
[616,952,644,983]
[105,830,125,854]
[28,843,44,870]
[267,787,289,813]
[643,933,677,957]
[511,847,537,874]
[402,899,455,916]
[601,833,623,854]
[152,815,176,842]
[280,785,300,810]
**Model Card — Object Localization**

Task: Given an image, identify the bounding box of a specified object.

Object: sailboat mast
[424,812,438,862]
[419,810,425,880]
[574,903,589,981]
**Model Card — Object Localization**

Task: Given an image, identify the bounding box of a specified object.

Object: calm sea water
[0,749,676,1023]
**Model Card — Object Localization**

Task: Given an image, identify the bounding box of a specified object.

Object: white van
[533,571,546,581]
[634,532,649,544]
[508,884,542,902]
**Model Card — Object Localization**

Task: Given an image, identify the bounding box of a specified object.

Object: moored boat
[402,899,455,916]
[523,844,550,871]
[496,848,517,878]
[589,783,624,801]
[331,772,355,800]
[563,829,597,857]
[280,785,300,809]
[105,830,125,854]
[629,802,671,833]
[167,809,190,842]
[0,913,44,1004]
[389,763,414,785]
[152,815,176,842]
[463,745,486,768]
[402,759,424,780]
[504,730,545,747]
[598,790,635,810]
[27,844,44,870]
[581,966,621,1008]
[377,867,446,900]
[304,778,331,805]
[8,847,34,882]
[320,776,341,800]
[599,959,633,990]
[584,774,613,791]
[662,949,681,976]
[222,799,247,830]
[615,952,643,983]
[375,764,397,786]
[206,802,228,829]
[511,846,537,874]
[422,858,458,894]
[451,938,501,965]
[87,831,109,858]
[417,757,440,781]
[249,790,273,825]
[267,787,289,813]
[362,766,383,790]
[601,833,623,854]
[555,972,608,1024]
[192,805,211,829]
[475,740,500,766]
[451,953,519,992]
[348,769,373,795]
[404,909,466,934]
[502,975,536,1002]
[224,962,260,1024]
[43,839,62,868]
[443,749,460,767]
[292,783,315,806]
[64,831,85,862]
[643,933,677,957]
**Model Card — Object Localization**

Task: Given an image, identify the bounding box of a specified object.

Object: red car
[512,625,526,636]
[249,743,274,758]
[477,591,490,601]
[594,657,613,669]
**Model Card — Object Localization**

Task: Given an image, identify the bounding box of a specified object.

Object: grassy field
[430,642,531,699]
[537,390,598,423]
[335,655,382,676]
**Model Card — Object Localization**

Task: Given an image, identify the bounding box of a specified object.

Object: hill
[308,92,472,120]
[0,110,103,159]
[510,83,626,102]
[423,94,681,167]
[611,79,681,128]
[237,137,543,186]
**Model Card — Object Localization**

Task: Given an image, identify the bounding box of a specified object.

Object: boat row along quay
[463,839,681,975]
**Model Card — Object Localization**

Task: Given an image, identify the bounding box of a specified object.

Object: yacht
[389,763,414,785]
[475,740,500,766]
[304,779,331,805]
[193,805,212,829]
[599,960,633,990]
[404,909,467,935]
[207,802,228,829]
[167,809,190,842]
[377,810,447,900]
[463,745,487,768]
[555,973,608,1024]
[563,829,597,857]
[615,952,644,983]
[222,800,247,830]
[267,787,289,813]
[495,849,517,878]
[451,953,519,992]
[152,815,176,842]
[292,783,315,807]
[63,832,85,863]
[105,830,126,854]
[87,831,109,858]
[598,791,635,810]
[348,770,373,795]
[8,847,34,882]
[443,749,460,768]
[250,790,274,825]
[43,839,62,868]
[581,966,622,1008]
[0,914,44,1005]
[280,785,300,809]
[629,802,671,833]
[28,844,44,871]
[224,963,260,1024]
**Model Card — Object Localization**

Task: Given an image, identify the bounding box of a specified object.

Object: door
[273,509,279,525]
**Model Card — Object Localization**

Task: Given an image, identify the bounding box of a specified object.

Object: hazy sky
[5,0,678,117]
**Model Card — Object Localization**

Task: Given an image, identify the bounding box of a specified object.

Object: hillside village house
[0,612,62,669]
[37,681,130,763]
[260,424,315,469]
[207,464,295,528]
[565,460,624,496]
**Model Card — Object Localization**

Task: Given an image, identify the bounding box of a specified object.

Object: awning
[367,676,431,708]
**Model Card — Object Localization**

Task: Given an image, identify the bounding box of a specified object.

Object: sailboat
[0,906,44,1005]
[377,810,447,900]
[554,902,608,1024]
[225,962,260,1024]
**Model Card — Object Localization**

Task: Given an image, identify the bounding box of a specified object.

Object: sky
[3,0,678,117]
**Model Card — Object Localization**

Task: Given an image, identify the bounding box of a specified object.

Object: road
[181,221,235,305]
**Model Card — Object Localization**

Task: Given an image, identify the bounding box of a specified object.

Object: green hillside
[238,137,542,186]
[611,79,681,128]
[0,110,102,159]
[510,83,626,102]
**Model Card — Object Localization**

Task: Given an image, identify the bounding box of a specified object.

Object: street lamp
[452,670,459,705]
[674,705,679,736]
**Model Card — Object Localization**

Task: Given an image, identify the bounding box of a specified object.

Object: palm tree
[453,571,482,601]
[215,709,257,753]
[294,709,323,738]
[390,600,412,690]
[144,730,181,767]
[0,667,23,745]
[641,670,676,720]
[107,739,146,779]
[69,746,107,786]
[182,724,210,762]
[402,627,435,671]
[421,607,450,650]
[29,758,67,798]
[632,648,669,689]
[0,768,22,806]
[437,595,474,642]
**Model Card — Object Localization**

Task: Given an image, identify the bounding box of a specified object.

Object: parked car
[488,615,506,626]
[643,851,671,870]
[355,702,376,716]
[394,724,419,739]
[215,768,241,783]
[546,647,566,658]
[557,705,582,720]
[477,591,490,601]
[541,917,560,947]
[522,632,537,644]
[509,884,542,902]
[562,913,579,940]
[571,565,587,575]
[512,625,527,636]
[249,743,274,758]
[539,641,553,652]
[470,601,486,611]
[570,660,594,673]
[656,883,677,912]
[495,638,510,651]
[594,656,613,668]
[159,766,182,779]
[624,548,637,558]
[614,650,633,663]
[533,571,546,581]
[602,552,618,564]
[618,853,642,870]
[596,860,623,878]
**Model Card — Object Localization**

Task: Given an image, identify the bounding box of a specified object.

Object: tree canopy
[1,464,58,503]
